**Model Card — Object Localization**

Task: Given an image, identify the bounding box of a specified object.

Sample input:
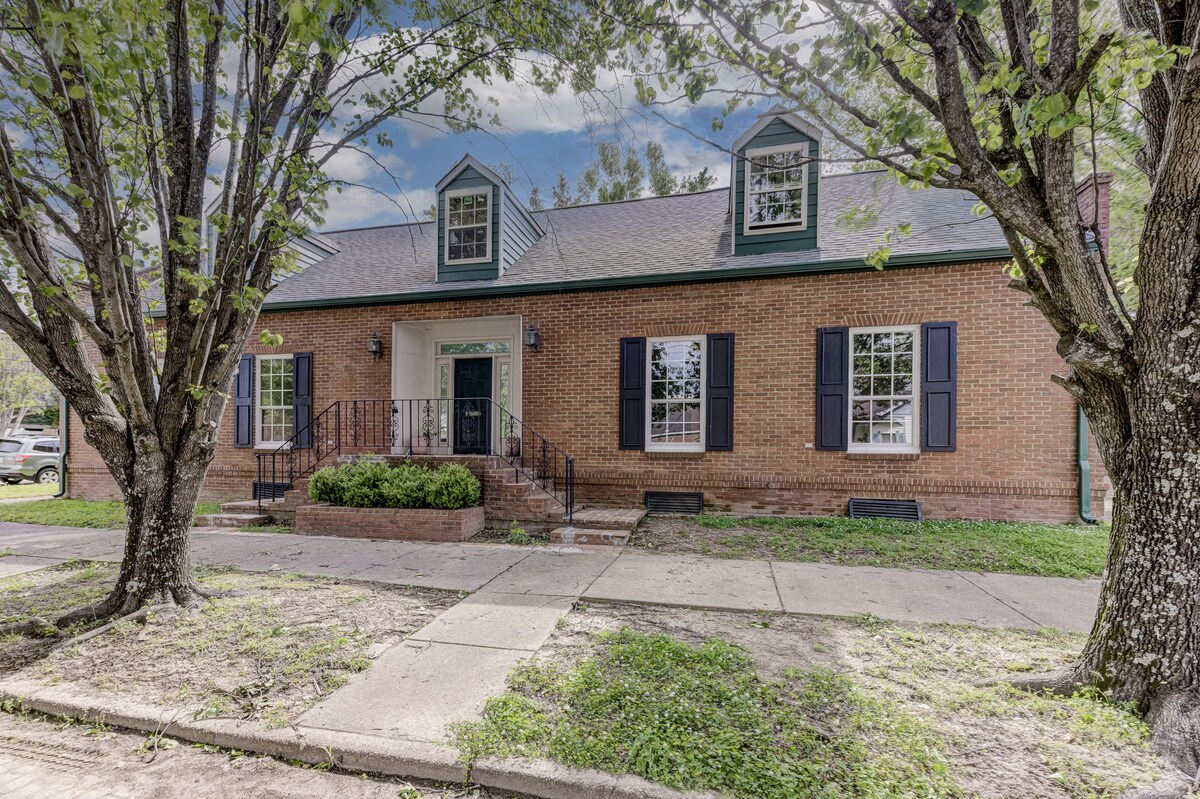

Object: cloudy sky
[312,73,762,232]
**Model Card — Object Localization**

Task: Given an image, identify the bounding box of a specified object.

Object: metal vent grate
[645,491,705,515]
[848,498,923,522]
[253,480,292,500]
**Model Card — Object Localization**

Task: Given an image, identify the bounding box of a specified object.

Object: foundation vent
[644,491,704,515]
[253,481,292,501]
[848,498,923,522]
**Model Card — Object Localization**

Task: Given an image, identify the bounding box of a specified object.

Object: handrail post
[566,457,574,525]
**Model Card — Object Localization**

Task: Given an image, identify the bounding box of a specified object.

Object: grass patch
[0,483,58,499]
[0,499,221,529]
[473,603,1158,799]
[633,514,1108,578]
[456,628,957,799]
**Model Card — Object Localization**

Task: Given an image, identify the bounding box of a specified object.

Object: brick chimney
[1075,172,1114,253]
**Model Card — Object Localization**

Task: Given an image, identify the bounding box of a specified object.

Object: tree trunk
[1070,346,1200,778]
[57,436,214,625]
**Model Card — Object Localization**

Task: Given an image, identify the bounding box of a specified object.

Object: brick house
[64,108,1109,527]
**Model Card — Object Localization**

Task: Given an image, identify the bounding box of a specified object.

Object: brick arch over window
[841,312,927,327]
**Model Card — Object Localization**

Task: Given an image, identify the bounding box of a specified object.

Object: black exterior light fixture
[367,331,383,360]
[524,323,541,352]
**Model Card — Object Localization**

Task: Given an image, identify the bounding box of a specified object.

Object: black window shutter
[234,354,254,448]
[618,337,646,450]
[292,352,313,449]
[815,327,849,451]
[921,322,957,452]
[706,333,735,451]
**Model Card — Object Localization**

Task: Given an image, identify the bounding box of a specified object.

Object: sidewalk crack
[954,571,1042,628]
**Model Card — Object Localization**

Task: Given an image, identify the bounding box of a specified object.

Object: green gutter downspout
[1078,404,1097,524]
[53,394,67,498]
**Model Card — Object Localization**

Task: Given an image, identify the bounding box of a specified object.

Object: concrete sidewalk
[0,522,1099,632]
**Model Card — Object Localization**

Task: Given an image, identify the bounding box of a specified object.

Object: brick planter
[293,504,484,542]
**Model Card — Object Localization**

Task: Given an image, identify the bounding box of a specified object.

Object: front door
[454,358,492,454]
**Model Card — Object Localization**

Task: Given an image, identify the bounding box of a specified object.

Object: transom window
[446,190,490,263]
[647,337,704,451]
[257,355,294,447]
[438,340,509,355]
[850,327,918,451]
[744,143,809,233]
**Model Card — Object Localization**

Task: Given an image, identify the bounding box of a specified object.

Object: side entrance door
[454,357,492,454]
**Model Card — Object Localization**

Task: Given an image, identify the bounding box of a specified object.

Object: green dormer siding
[437,165,500,282]
[499,185,541,274]
[733,117,820,255]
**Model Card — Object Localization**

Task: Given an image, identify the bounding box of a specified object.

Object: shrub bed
[308,459,481,510]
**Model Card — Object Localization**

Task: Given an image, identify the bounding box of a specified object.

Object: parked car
[0,437,61,484]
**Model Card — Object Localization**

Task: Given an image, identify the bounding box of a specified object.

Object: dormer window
[743,142,809,235]
[446,189,491,264]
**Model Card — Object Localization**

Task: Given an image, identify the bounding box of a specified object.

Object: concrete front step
[196,512,271,528]
[569,508,646,531]
[549,526,630,546]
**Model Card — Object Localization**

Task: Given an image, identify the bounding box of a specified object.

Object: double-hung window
[446,189,491,264]
[257,355,294,447]
[849,327,919,452]
[743,143,809,234]
[647,337,704,451]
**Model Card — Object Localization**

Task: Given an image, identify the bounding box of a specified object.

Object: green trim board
[258,246,1013,313]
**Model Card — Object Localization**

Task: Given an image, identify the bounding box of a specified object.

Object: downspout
[53,395,67,498]
[1078,404,1098,524]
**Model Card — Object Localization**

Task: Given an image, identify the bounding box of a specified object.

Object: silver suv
[0,437,61,484]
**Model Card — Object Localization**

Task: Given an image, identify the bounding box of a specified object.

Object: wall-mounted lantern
[523,323,540,352]
[367,331,383,360]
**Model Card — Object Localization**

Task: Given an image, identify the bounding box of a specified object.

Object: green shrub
[308,459,480,510]
[426,463,482,509]
[308,462,357,506]
[378,463,428,508]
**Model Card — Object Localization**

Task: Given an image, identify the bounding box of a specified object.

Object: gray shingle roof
[264,170,1007,309]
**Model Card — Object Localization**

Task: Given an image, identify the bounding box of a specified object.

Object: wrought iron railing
[254,398,574,524]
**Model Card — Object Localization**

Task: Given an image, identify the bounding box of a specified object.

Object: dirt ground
[544,602,1161,799]
[0,709,508,798]
[1,564,459,727]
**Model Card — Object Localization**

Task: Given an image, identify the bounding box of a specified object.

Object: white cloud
[316,184,435,231]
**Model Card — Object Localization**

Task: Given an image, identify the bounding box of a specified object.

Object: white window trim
[444,186,492,266]
[847,325,920,454]
[742,142,810,236]
[645,335,706,453]
[256,354,294,449]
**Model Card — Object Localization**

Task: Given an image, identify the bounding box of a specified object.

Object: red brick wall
[294,504,484,541]
[65,261,1109,523]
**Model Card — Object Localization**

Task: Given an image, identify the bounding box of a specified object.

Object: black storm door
[454,358,492,454]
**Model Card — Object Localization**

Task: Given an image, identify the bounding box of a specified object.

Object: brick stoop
[221,477,311,524]
[195,512,271,528]
[549,507,646,547]
[549,526,630,546]
[569,508,646,530]
[481,457,569,531]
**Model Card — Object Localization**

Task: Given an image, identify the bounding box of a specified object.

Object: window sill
[743,222,807,236]
[845,451,920,461]
[645,449,706,460]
